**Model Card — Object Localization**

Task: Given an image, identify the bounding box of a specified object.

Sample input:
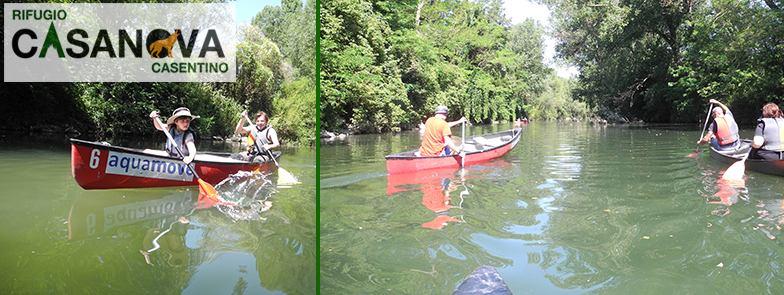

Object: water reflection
[710,177,746,207]
[62,173,306,294]
[68,189,196,241]
[543,143,583,181]
[387,168,467,230]
[322,123,784,293]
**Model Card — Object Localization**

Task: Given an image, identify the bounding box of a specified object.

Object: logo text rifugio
[10,10,228,73]
[3,3,237,82]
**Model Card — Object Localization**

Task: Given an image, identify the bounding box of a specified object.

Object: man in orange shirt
[418,105,467,156]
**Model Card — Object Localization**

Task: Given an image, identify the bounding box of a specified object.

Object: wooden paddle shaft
[699,103,713,141]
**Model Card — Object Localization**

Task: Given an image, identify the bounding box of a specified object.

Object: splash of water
[214,171,276,221]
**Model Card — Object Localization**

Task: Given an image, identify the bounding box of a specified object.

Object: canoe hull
[70,139,276,189]
[709,139,784,176]
[385,128,521,174]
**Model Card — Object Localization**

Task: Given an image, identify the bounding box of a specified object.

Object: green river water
[0,137,315,294]
[320,122,784,294]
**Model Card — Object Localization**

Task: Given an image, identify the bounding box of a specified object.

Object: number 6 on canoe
[242,113,300,187]
[153,115,220,201]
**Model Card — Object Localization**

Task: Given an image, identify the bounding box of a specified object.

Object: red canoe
[385,128,521,174]
[70,138,277,190]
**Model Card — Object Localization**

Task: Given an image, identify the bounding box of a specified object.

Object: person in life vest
[418,105,467,157]
[751,103,784,161]
[513,117,529,128]
[697,99,740,151]
[234,110,280,162]
[149,107,199,164]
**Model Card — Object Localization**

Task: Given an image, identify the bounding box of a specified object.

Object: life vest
[165,127,195,157]
[714,117,738,145]
[759,117,784,151]
[246,125,272,154]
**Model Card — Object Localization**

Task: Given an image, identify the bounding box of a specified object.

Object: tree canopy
[543,0,784,124]
[321,0,583,133]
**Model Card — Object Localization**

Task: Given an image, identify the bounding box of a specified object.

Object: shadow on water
[321,122,784,294]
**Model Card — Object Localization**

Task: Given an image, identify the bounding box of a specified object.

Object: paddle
[689,103,713,158]
[722,150,750,181]
[242,113,300,186]
[461,120,466,168]
[154,116,220,201]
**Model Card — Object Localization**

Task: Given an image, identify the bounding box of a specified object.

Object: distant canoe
[385,128,521,174]
[709,139,784,176]
[70,139,277,189]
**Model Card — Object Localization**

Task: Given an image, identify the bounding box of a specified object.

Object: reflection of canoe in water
[385,128,521,174]
[387,159,514,196]
[386,167,459,196]
[68,190,196,240]
[710,139,784,176]
[70,139,278,189]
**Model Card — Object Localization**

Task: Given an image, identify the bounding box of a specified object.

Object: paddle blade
[722,160,746,181]
[687,149,701,158]
[197,178,220,201]
[277,167,300,187]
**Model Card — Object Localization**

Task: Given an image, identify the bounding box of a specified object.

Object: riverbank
[320,116,624,141]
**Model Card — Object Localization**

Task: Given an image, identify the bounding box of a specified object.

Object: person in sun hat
[149,107,199,163]
[418,105,467,157]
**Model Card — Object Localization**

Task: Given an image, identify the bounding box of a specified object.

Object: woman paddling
[751,103,784,161]
[149,107,199,164]
[234,110,280,162]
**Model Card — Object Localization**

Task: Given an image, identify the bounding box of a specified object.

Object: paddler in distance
[149,107,199,164]
[234,110,280,162]
[418,105,467,157]
[697,99,740,151]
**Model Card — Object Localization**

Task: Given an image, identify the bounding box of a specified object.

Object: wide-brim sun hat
[166,107,200,125]
[435,105,448,115]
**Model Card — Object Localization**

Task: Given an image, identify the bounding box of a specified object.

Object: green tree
[217,25,285,115]
[542,0,784,123]
[321,0,556,133]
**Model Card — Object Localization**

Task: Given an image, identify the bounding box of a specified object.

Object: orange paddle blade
[197,178,220,201]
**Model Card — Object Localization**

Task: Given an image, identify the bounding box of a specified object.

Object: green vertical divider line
[314,0,321,293]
